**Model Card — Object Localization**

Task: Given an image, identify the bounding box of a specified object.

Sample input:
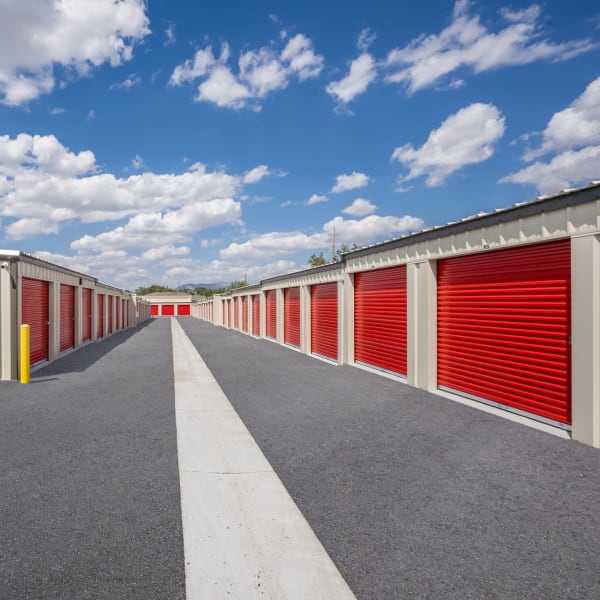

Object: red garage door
[162,304,175,316]
[265,290,277,339]
[252,294,260,336]
[107,296,113,333]
[354,265,407,376]
[97,294,104,338]
[311,283,338,360]
[284,287,300,347]
[234,298,239,329]
[60,284,75,353]
[82,288,92,342]
[177,304,191,316]
[437,239,571,425]
[242,297,249,332]
[22,278,49,365]
[151,304,159,317]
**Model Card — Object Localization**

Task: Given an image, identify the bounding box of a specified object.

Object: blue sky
[1,0,599,289]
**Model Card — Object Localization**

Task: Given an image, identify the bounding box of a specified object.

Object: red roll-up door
[151,304,159,317]
[59,284,75,353]
[162,304,174,316]
[107,296,113,333]
[284,287,301,347]
[242,297,249,332]
[82,288,92,342]
[311,283,338,360]
[354,266,407,376]
[21,278,49,365]
[177,304,191,316]
[265,290,277,339]
[97,294,104,338]
[437,239,571,425]
[252,294,260,336]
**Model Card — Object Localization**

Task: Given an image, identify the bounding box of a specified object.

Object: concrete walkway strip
[171,319,356,600]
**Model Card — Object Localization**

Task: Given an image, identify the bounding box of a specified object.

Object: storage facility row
[0,251,151,380]
[192,182,600,449]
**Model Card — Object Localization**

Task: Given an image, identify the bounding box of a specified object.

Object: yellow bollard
[20,324,30,384]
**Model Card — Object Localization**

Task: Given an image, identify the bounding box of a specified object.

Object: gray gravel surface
[179,318,600,600]
[0,319,185,600]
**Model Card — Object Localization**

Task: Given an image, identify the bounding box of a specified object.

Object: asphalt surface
[0,319,185,600]
[179,317,600,600]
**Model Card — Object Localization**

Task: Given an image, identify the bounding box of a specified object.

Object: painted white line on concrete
[171,319,356,600]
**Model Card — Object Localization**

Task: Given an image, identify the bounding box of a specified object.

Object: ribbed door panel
[252,295,260,336]
[234,298,239,329]
[177,304,190,316]
[437,239,571,424]
[284,287,300,347]
[242,297,249,332]
[107,296,113,332]
[162,304,174,316]
[151,304,158,317]
[21,278,49,365]
[59,284,75,352]
[266,290,277,339]
[97,294,104,337]
[354,266,407,375]
[311,283,338,360]
[82,288,92,342]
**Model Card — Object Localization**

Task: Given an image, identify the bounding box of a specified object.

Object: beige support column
[407,260,437,391]
[340,273,353,366]
[300,285,311,355]
[571,234,600,448]
[48,281,59,361]
[75,285,82,348]
[260,292,266,338]
[276,288,284,344]
[0,262,12,380]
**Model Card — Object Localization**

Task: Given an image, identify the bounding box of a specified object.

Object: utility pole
[331,227,336,262]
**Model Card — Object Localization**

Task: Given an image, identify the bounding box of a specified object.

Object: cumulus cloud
[326,53,377,106]
[523,76,600,161]
[219,213,423,262]
[169,33,323,109]
[342,198,376,216]
[306,194,328,205]
[331,171,371,193]
[0,0,150,106]
[384,1,597,94]
[499,147,600,194]
[0,133,274,243]
[501,76,600,193]
[140,245,190,261]
[70,199,242,252]
[392,102,505,186]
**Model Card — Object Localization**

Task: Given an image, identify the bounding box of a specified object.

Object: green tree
[308,252,327,267]
[135,284,174,295]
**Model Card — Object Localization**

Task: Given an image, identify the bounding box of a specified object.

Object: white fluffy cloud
[70,199,242,252]
[219,213,423,262]
[0,0,149,105]
[392,103,505,186]
[331,171,371,193]
[501,76,600,193]
[499,147,600,194]
[306,194,328,205]
[169,33,323,110]
[342,198,376,217]
[0,133,275,242]
[384,1,596,94]
[327,53,377,105]
[523,76,600,161]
